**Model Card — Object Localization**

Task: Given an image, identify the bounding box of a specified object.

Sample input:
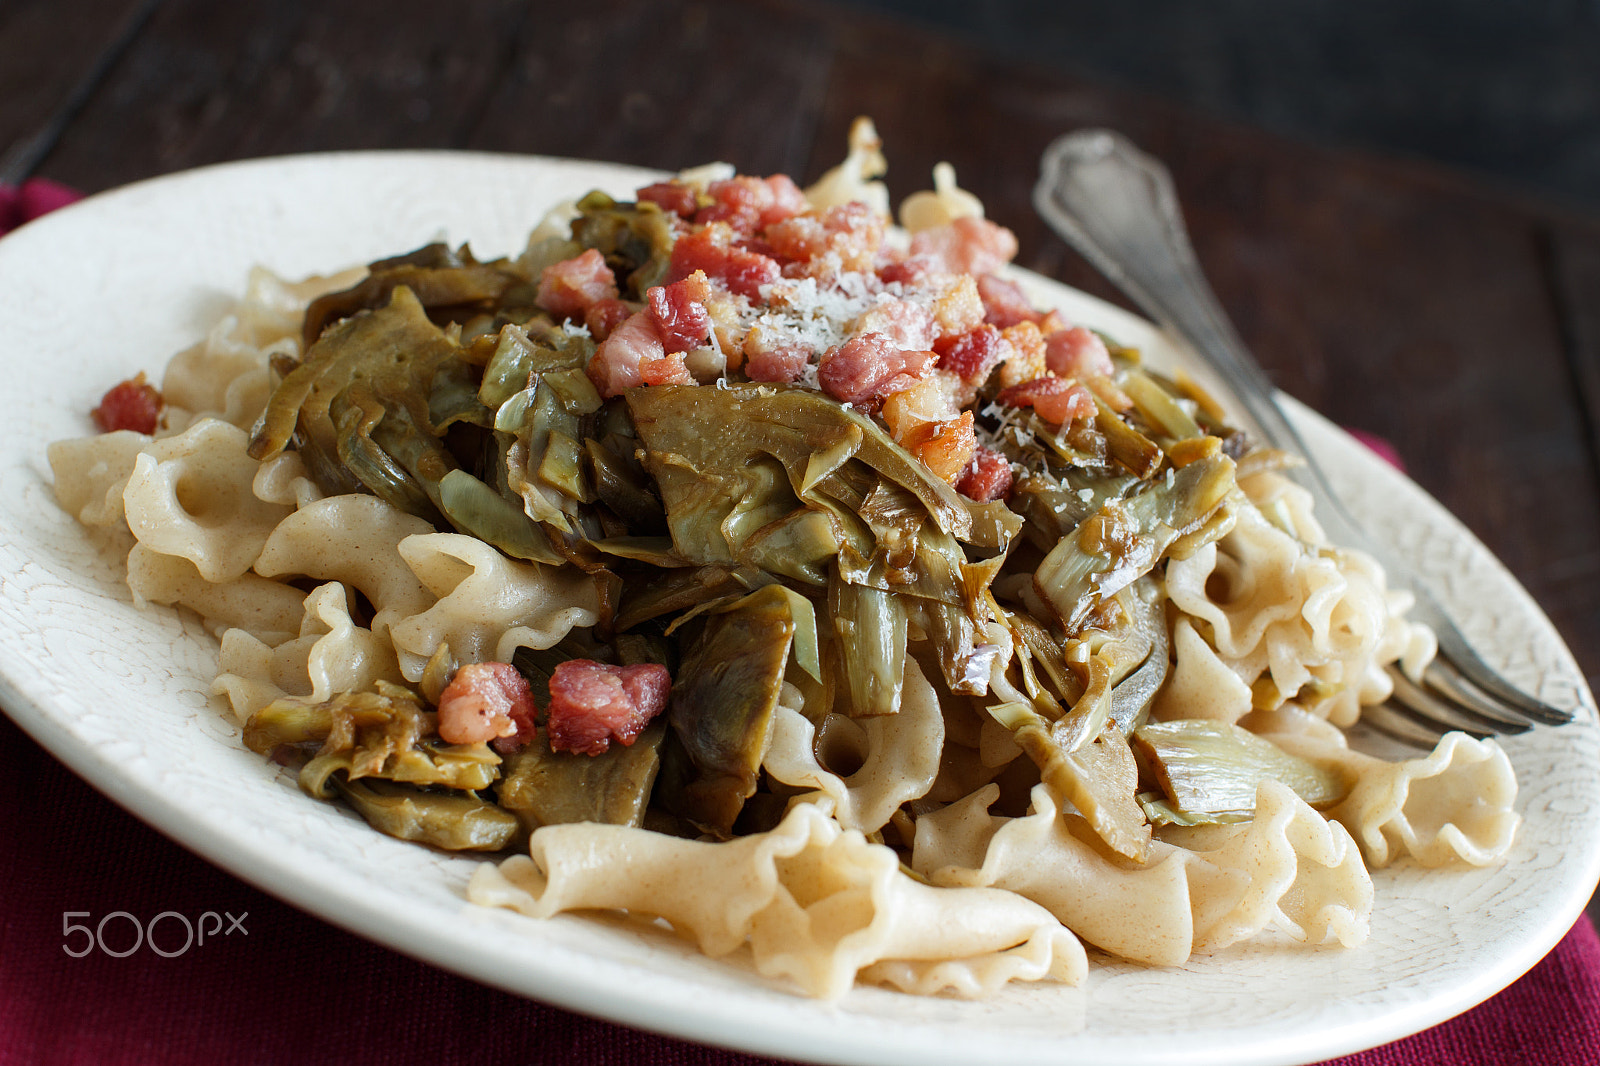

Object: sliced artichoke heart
[1132,719,1349,823]
[1036,452,1235,634]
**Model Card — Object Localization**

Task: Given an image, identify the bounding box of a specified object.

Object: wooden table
[5,0,1600,1059]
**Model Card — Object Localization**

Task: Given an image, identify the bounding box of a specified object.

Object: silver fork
[1033,128,1573,747]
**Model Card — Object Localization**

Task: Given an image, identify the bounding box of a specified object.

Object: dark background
[834,0,1600,219]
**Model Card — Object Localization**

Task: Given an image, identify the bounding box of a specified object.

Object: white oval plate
[1,152,1596,1066]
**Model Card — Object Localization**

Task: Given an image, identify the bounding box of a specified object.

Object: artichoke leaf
[428,355,494,431]
[1121,368,1204,443]
[1035,452,1235,634]
[1009,466,1139,553]
[498,721,667,830]
[1093,395,1164,478]
[538,430,592,502]
[589,536,688,567]
[505,378,585,532]
[829,567,907,718]
[1136,792,1253,828]
[585,437,666,528]
[331,776,521,852]
[478,322,595,410]
[300,740,502,798]
[613,564,752,632]
[331,386,444,522]
[962,498,1023,550]
[1106,583,1170,735]
[627,383,971,545]
[988,701,1150,862]
[302,242,522,348]
[1131,719,1349,819]
[251,286,469,523]
[571,191,677,297]
[437,468,565,565]
[663,586,797,837]
[244,682,429,763]
[245,684,502,799]
[739,507,842,587]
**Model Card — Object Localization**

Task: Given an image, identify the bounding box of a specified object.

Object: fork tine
[1386,665,1533,740]
[1361,700,1485,748]
[1429,623,1573,726]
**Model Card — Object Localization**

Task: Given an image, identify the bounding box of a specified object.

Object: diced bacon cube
[92,373,162,434]
[877,254,940,287]
[646,270,712,353]
[881,373,962,439]
[817,332,936,408]
[997,321,1048,388]
[695,175,808,234]
[976,273,1041,329]
[934,324,1007,385]
[765,213,827,262]
[930,274,985,338]
[766,202,884,273]
[669,223,781,300]
[852,296,936,352]
[636,181,699,217]
[536,248,619,320]
[1044,325,1114,380]
[437,662,538,750]
[909,217,1018,276]
[587,311,664,397]
[758,174,808,228]
[997,376,1097,426]
[547,659,672,756]
[957,446,1013,502]
[584,297,633,341]
[900,411,976,484]
[638,351,696,386]
[744,342,812,383]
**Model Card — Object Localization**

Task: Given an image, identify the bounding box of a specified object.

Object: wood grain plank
[463,0,833,178]
[0,0,151,170]
[37,0,529,192]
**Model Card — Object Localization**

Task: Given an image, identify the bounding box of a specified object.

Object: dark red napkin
[0,178,80,235]
[5,182,1597,1066]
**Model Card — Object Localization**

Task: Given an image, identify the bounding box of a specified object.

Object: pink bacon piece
[996,376,1097,426]
[536,248,619,320]
[584,297,632,341]
[766,201,884,272]
[587,311,662,397]
[646,270,713,353]
[957,445,1013,503]
[744,343,812,383]
[817,332,937,409]
[909,217,1019,277]
[934,324,1007,386]
[547,660,672,756]
[975,273,1040,329]
[1044,325,1114,380]
[669,222,781,300]
[636,180,699,218]
[92,374,163,434]
[436,662,538,752]
[696,174,808,233]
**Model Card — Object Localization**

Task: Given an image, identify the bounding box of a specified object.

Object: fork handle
[1032,129,1567,725]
